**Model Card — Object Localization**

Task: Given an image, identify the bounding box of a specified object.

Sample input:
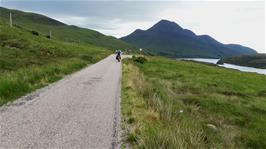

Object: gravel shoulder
[0,54,123,149]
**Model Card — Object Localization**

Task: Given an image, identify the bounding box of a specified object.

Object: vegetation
[31,30,39,36]
[0,7,135,50]
[217,54,266,69]
[0,20,111,106]
[122,56,266,148]
[132,55,148,64]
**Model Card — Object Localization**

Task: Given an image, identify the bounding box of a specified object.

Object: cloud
[54,15,119,30]
[156,1,265,52]
[1,0,265,53]
[96,20,155,37]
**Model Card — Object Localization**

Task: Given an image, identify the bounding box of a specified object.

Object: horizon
[1,1,265,53]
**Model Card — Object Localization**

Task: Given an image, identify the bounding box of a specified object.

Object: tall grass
[121,56,266,148]
[0,58,87,106]
[121,62,207,149]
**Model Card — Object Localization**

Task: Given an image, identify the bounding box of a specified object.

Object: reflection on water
[180,58,266,75]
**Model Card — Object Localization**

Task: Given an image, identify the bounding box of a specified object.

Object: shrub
[133,56,147,64]
[3,39,29,49]
[0,33,9,42]
[127,117,135,124]
[31,30,39,36]
[80,54,94,63]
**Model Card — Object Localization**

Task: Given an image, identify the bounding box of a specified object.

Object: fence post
[49,31,52,39]
[10,12,13,27]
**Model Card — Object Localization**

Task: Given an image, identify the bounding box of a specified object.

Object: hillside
[217,54,266,69]
[121,20,257,58]
[122,56,266,148]
[0,18,111,106]
[0,7,135,50]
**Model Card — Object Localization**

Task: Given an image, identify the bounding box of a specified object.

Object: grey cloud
[1,1,183,21]
[1,1,264,52]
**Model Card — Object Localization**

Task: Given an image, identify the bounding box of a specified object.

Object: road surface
[0,55,124,149]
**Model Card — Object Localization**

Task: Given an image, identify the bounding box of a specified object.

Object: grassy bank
[0,7,135,50]
[217,54,266,69]
[121,56,266,148]
[0,21,111,106]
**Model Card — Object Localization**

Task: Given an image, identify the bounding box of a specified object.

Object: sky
[1,0,265,53]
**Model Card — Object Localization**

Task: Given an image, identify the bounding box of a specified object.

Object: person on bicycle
[116,50,122,62]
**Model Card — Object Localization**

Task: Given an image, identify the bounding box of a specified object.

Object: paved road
[0,55,123,149]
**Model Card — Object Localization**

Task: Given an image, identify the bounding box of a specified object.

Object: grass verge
[121,56,266,148]
[0,20,111,106]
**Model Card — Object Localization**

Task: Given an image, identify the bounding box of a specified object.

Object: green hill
[0,16,112,106]
[217,54,266,69]
[0,7,135,50]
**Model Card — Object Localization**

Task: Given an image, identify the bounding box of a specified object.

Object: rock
[207,124,217,130]
[216,60,224,65]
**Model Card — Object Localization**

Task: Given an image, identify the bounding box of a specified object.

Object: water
[180,58,266,75]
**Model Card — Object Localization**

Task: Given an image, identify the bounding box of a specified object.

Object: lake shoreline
[178,58,266,75]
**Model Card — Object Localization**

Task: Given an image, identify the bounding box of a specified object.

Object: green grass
[0,20,111,106]
[121,56,266,148]
[0,7,135,51]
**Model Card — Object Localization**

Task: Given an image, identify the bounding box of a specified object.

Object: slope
[121,20,257,58]
[122,56,266,148]
[0,18,111,106]
[0,7,135,50]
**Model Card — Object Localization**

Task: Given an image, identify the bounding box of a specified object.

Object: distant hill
[0,7,135,50]
[217,54,266,69]
[121,20,257,58]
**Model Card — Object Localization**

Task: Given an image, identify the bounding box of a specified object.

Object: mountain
[0,7,135,50]
[121,20,257,58]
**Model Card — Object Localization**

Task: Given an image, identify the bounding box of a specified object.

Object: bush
[3,39,29,49]
[0,33,9,42]
[31,30,39,36]
[80,54,94,63]
[133,56,147,64]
